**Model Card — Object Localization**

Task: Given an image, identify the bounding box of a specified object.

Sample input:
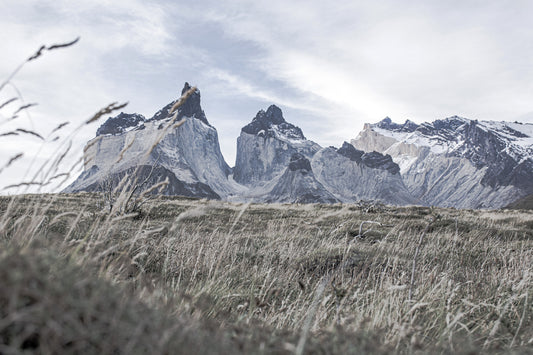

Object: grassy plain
[1,193,532,354]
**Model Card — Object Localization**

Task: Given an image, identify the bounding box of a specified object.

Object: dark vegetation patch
[0,248,234,354]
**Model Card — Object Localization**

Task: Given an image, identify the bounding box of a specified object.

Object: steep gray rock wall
[258,153,339,204]
[66,83,240,198]
[311,146,418,205]
[399,153,522,209]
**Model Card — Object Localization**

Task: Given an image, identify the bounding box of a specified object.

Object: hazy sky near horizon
[1,0,533,192]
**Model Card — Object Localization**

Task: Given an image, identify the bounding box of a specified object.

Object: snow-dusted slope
[66,83,243,198]
[351,117,533,208]
[233,105,321,186]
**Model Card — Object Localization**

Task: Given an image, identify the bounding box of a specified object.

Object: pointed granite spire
[149,82,210,126]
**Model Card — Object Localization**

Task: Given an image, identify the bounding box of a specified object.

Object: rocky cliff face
[506,193,533,210]
[66,83,239,198]
[258,153,339,204]
[311,143,418,205]
[351,117,533,208]
[233,105,321,186]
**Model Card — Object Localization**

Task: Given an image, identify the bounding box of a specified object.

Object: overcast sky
[1,0,533,192]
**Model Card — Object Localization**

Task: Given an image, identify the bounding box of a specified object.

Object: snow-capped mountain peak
[366,116,533,160]
[352,116,533,208]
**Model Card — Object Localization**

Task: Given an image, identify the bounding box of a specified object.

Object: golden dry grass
[1,193,532,354]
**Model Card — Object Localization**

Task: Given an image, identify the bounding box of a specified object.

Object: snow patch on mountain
[352,116,533,208]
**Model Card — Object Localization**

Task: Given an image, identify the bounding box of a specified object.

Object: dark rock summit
[241,105,305,140]
[337,142,364,163]
[149,82,210,126]
[361,152,400,175]
[95,82,211,139]
[376,117,419,133]
[96,113,145,136]
[336,142,399,174]
[288,153,312,172]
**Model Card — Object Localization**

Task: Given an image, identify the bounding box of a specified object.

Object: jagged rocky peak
[233,104,321,186]
[416,116,470,137]
[375,117,419,132]
[375,117,393,129]
[337,142,364,163]
[336,142,399,175]
[361,151,400,175]
[96,112,146,136]
[403,119,420,132]
[242,105,305,140]
[149,82,210,126]
[95,82,210,137]
[288,153,312,172]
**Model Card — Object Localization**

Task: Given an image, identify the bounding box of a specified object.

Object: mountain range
[65,83,533,209]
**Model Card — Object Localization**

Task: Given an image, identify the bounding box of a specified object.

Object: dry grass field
[1,193,532,354]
